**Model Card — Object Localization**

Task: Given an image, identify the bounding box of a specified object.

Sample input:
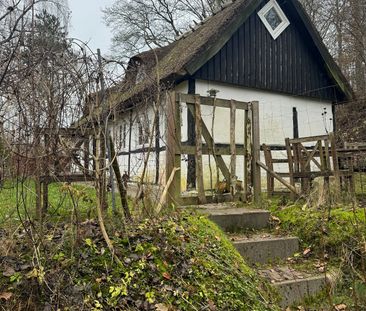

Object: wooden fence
[262,133,355,197]
[165,92,261,206]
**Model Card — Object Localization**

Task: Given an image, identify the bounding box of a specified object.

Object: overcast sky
[68,0,114,55]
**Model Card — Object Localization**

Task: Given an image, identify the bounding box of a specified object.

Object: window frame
[258,0,290,40]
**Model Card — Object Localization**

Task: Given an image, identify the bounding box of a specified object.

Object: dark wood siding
[194,0,345,102]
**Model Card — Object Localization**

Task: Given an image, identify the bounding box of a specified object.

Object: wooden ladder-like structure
[262,133,354,197]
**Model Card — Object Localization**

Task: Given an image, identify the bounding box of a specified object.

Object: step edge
[232,237,299,244]
[271,275,327,286]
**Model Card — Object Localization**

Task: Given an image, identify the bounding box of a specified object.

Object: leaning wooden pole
[165,92,181,207]
[109,137,132,220]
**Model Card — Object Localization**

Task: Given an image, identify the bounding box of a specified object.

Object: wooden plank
[165,92,181,206]
[330,132,341,195]
[324,139,330,170]
[179,93,249,110]
[278,171,335,178]
[303,141,321,169]
[319,140,325,170]
[41,174,95,183]
[285,138,295,200]
[289,135,329,144]
[243,109,249,202]
[257,161,298,195]
[293,143,299,176]
[180,145,246,156]
[230,100,236,196]
[263,144,274,197]
[251,101,261,204]
[272,159,289,163]
[194,95,207,204]
[186,104,231,182]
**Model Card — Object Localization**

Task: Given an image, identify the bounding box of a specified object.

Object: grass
[0,179,126,226]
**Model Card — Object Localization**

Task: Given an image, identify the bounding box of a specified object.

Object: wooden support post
[330,132,340,196]
[285,138,295,200]
[243,109,249,202]
[166,92,181,207]
[251,101,261,204]
[194,95,207,204]
[263,144,274,197]
[230,100,236,197]
[299,150,310,194]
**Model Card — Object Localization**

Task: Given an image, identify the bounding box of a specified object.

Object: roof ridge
[175,0,238,42]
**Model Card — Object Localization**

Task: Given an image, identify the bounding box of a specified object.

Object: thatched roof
[111,0,259,106]
[76,0,353,127]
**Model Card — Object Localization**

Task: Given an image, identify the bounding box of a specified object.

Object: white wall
[111,79,334,191]
[182,80,333,189]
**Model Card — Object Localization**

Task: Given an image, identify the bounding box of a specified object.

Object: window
[258,0,290,40]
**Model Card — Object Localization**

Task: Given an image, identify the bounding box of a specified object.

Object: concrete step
[258,266,330,308]
[231,234,299,264]
[202,207,270,232]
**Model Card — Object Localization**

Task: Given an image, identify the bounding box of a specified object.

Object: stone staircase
[196,203,329,308]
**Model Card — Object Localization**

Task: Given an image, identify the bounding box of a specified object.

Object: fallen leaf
[155,303,169,311]
[162,272,171,280]
[3,266,15,277]
[335,304,347,311]
[271,216,281,223]
[0,292,12,300]
[303,248,311,256]
[208,300,217,311]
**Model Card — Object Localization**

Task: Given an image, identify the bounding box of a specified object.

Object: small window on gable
[258,0,290,40]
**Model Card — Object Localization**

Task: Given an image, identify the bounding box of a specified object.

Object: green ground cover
[264,196,366,310]
[0,210,280,310]
[0,180,123,226]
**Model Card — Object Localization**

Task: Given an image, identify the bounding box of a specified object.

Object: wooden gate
[260,133,354,198]
[165,92,261,206]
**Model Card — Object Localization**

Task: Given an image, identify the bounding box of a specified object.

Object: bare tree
[103,0,224,58]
